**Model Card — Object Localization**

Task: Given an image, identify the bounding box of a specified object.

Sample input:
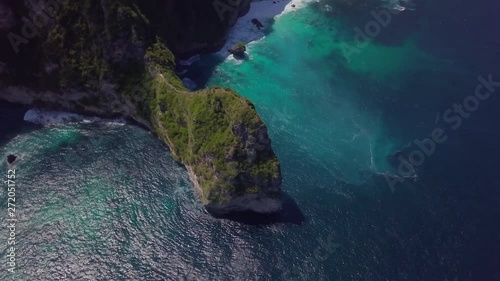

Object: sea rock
[228,42,246,57]
[251,18,264,29]
[7,155,17,164]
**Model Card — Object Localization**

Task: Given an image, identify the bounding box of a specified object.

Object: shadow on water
[208,193,305,225]
[0,101,42,147]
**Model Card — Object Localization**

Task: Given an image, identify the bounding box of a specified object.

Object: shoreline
[177,0,313,90]
[179,0,313,66]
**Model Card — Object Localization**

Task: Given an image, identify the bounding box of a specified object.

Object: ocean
[1,0,499,280]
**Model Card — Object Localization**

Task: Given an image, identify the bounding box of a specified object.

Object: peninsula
[0,0,282,215]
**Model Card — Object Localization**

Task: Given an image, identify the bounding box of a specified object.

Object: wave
[23,108,127,126]
[383,0,415,12]
[24,109,100,125]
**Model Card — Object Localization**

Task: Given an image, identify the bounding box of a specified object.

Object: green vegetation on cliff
[1,0,281,205]
[125,41,280,203]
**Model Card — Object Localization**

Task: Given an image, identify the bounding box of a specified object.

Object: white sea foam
[103,118,128,127]
[23,108,113,125]
[24,109,99,125]
[383,0,415,12]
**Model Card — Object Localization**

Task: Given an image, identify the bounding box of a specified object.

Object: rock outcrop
[251,18,264,29]
[0,0,282,216]
[7,154,16,164]
[228,42,246,57]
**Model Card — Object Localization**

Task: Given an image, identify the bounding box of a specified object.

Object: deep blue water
[1,0,500,280]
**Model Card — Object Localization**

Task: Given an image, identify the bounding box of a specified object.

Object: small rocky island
[228,42,247,57]
[7,155,17,165]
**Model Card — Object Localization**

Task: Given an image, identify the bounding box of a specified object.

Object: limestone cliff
[0,0,282,215]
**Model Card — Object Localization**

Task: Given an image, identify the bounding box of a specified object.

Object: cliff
[0,0,282,215]
[136,0,252,58]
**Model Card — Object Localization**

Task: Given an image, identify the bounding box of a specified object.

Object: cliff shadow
[207,193,305,225]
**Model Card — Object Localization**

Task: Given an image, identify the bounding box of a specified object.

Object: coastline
[0,0,289,217]
[177,0,313,90]
[180,0,313,66]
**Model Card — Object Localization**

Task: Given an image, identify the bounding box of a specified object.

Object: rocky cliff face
[0,0,282,216]
[205,123,282,215]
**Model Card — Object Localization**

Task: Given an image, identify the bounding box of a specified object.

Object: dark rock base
[7,154,17,164]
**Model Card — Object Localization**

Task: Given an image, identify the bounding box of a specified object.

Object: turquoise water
[2,0,500,280]
[187,3,459,188]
